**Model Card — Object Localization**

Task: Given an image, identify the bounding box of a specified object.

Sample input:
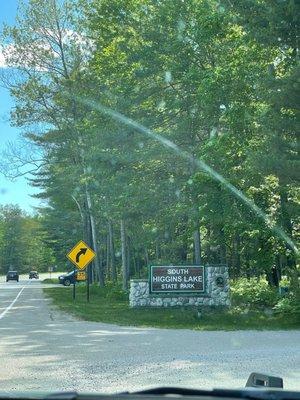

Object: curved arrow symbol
[76,248,87,263]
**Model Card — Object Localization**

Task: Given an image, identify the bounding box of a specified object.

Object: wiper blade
[123,387,211,396]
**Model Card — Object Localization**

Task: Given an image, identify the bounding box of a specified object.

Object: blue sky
[0,0,40,212]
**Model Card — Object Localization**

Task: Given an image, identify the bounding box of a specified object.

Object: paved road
[0,279,299,394]
[0,272,63,283]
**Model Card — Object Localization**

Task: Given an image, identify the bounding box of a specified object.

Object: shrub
[106,287,128,301]
[104,281,129,301]
[231,277,279,309]
[279,276,290,287]
[273,290,300,316]
[89,282,128,301]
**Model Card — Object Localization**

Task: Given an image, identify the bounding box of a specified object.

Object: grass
[43,285,300,330]
[43,278,59,284]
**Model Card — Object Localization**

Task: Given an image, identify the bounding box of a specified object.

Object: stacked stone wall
[129,266,230,307]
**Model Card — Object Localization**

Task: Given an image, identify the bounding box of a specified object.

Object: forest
[0,0,299,289]
[0,205,54,273]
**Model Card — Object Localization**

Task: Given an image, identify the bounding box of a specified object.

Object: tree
[1,0,298,289]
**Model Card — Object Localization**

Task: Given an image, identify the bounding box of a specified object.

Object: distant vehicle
[58,271,76,286]
[29,271,39,279]
[58,270,85,286]
[6,271,19,282]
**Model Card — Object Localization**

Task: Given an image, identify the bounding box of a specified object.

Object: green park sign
[149,265,205,294]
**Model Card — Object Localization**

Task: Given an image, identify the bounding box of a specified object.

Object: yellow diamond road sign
[67,240,96,270]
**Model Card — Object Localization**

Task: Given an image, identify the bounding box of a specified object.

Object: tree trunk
[206,225,211,264]
[86,188,104,287]
[232,232,241,277]
[279,189,297,280]
[133,251,137,276]
[83,199,93,283]
[108,220,117,282]
[144,248,149,267]
[106,232,110,280]
[155,238,161,262]
[137,257,141,278]
[83,200,91,246]
[245,259,251,279]
[266,266,280,287]
[95,242,103,284]
[219,227,226,264]
[276,254,282,282]
[193,225,201,265]
[121,219,127,290]
[126,236,130,281]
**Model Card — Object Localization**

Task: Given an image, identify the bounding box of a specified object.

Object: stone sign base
[130,266,230,307]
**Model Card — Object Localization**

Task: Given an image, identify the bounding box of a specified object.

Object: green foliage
[80,282,129,301]
[231,278,279,308]
[105,287,129,302]
[0,205,55,274]
[273,290,300,316]
[279,276,291,288]
[1,0,299,295]
[44,285,300,330]
[231,277,300,318]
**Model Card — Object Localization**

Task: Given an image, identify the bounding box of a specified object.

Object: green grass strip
[44,285,300,330]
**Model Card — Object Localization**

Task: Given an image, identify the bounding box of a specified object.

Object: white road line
[0,286,26,320]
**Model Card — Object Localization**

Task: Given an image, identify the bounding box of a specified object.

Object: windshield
[0,0,299,395]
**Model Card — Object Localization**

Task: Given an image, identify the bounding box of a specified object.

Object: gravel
[0,279,299,394]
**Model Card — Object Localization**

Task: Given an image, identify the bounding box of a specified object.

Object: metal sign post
[87,264,90,303]
[66,240,96,302]
[73,267,76,301]
[48,266,53,279]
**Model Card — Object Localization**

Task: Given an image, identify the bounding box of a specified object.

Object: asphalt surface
[0,277,299,394]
